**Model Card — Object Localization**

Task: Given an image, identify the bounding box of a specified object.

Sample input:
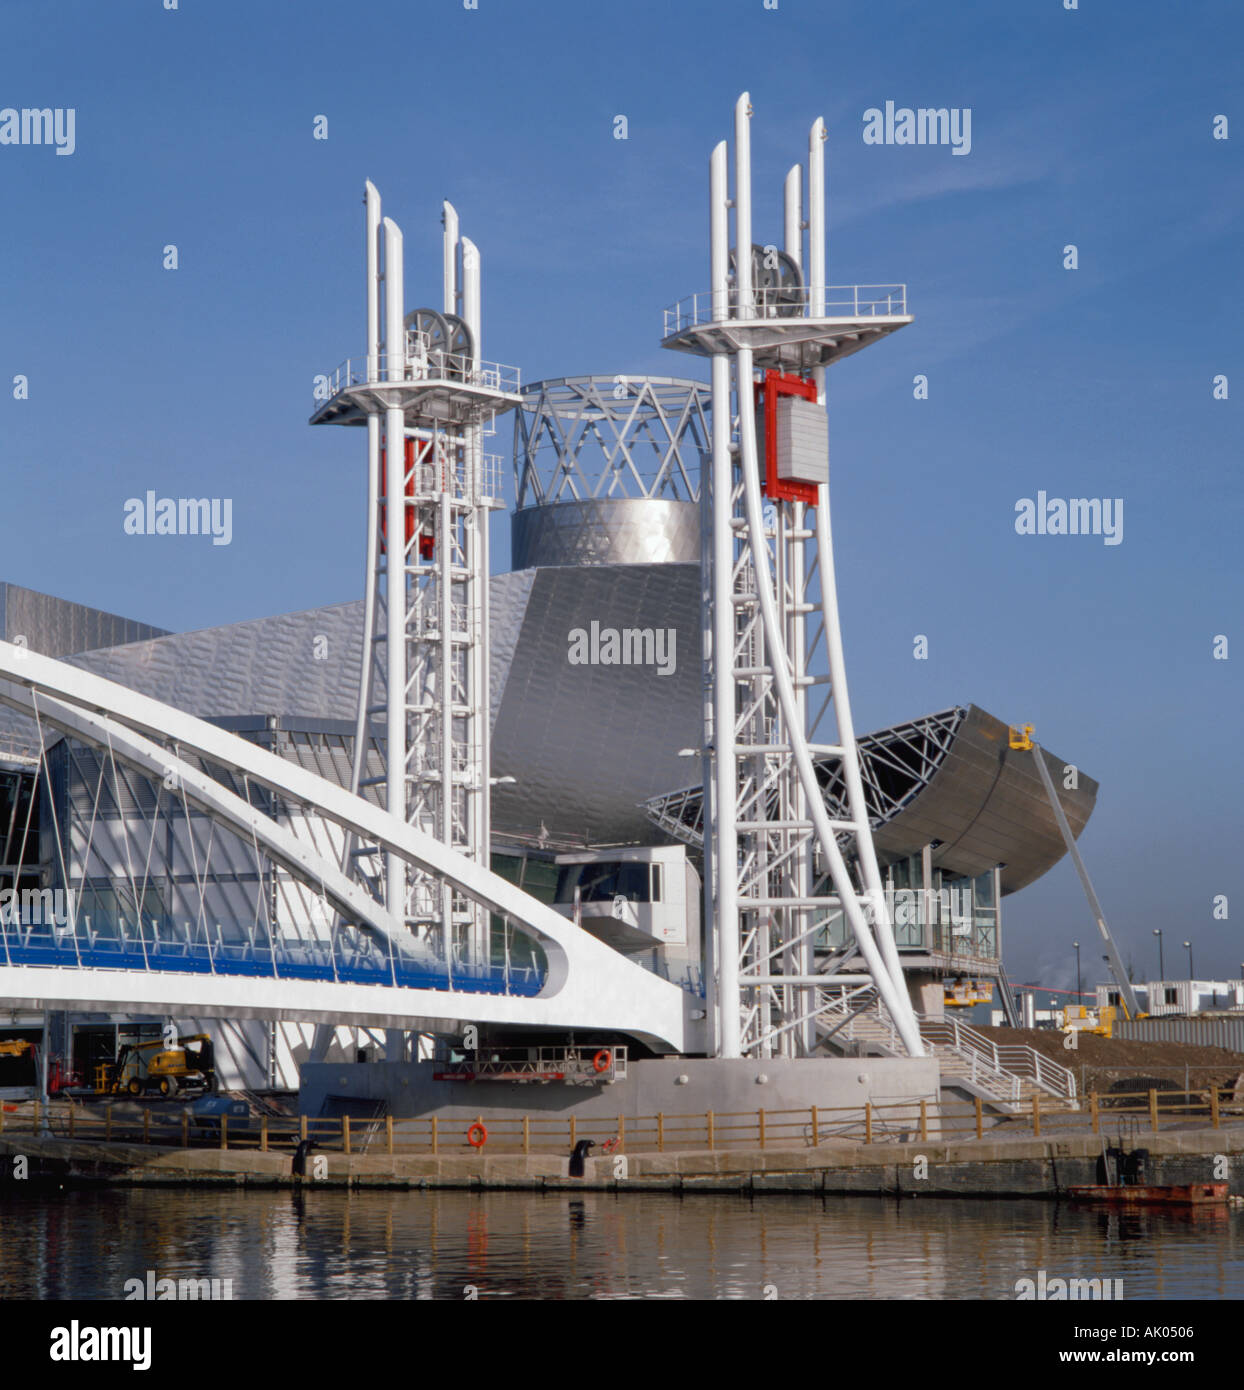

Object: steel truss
[514,375,711,505]
[663,95,923,1059]
[312,187,520,971]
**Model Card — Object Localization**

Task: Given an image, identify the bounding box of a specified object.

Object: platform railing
[313,349,521,406]
[663,284,908,336]
[5,1085,1235,1155]
[0,916,547,998]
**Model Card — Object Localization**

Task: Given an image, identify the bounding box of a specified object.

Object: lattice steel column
[662,95,924,1059]
[310,185,521,971]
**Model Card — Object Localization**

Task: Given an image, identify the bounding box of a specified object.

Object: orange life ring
[466,1122,487,1148]
[592,1049,612,1074]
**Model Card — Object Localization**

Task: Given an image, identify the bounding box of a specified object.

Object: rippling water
[1,1187,1241,1300]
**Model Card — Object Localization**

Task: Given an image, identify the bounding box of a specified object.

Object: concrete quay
[2,1125,1243,1198]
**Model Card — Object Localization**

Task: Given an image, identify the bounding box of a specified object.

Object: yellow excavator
[99,1033,216,1098]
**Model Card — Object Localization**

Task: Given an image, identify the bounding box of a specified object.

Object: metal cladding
[0,578,702,850]
[512,498,700,568]
[488,565,701,846]
[0,582,169,658]
[643,704,1098,895]
[868,705,1097,893]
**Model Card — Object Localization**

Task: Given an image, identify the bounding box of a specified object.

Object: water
[1,1187,1242,1300]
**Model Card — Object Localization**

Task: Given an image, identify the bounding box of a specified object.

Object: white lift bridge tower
[662,96,924,1060]
[311,184,522,973]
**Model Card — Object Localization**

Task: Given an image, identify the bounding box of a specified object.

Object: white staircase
[816,987,1077,1109]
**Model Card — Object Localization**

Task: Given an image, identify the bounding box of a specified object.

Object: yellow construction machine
[97,1033,216,1098]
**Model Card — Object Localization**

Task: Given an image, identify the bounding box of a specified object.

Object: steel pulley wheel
[440,312,475,378]
[404,307,451,371]
[729,243,804,318]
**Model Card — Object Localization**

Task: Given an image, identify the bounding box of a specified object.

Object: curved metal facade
[866,704,1097,894]
[512,499,700,569]
[643,704,1098,895]
[488,565,702,846]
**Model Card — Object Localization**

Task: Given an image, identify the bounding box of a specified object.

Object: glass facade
[812,849,1001,962]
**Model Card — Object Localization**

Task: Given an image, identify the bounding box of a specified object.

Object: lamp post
[1183,940,1194,980]
[1153,928,1164,982]
[1073,940,1081,1000]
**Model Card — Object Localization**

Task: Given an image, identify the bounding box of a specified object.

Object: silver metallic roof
[643,704,1098,894]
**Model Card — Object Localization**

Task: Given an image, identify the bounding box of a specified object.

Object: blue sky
[1,0,1240,988]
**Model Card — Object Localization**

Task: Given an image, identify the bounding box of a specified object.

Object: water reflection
[0,1188,1240,1301]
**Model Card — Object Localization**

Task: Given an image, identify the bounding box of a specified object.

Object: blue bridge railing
[0,918,546,998]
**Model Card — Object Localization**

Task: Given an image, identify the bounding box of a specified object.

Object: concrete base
[5,1126,1244,1197]
[298,1055,941,1123]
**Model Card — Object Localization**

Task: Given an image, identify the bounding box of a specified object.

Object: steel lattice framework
[661,95,922,1060]
[514,376,711,506]
[311,187,521,969]
[641,708,967,850]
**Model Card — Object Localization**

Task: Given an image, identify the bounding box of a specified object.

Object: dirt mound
[978,1025,1244,1071]
[972,1026,1244,1101]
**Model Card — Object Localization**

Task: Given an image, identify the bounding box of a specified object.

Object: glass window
[555,862,651,904]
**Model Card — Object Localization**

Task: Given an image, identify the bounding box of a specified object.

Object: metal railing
[918,1014,1077,1101]
[814,991,1077,1103]
[663,284,908,337]
[8,1084,1234,1156]
[0,734,39,766]
[314,350,521,405]
[0,916,546,998]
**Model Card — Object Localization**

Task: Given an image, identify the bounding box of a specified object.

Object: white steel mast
[664,96,923,1058]
[312,184,520,977]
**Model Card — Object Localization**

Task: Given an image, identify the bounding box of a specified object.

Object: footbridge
[0,642,699,1052]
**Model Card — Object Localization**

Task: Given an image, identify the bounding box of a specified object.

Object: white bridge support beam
[0,642,694,1050]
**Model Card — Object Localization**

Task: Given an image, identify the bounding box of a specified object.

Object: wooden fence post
[708,1111,716,1149]
[809,1106,818,1148]
[758,1108,766,1150]
[260,1116,269,1153]
[386,1115,393,1155]
[1211,1086,1220,1131]
[569,1115,576,1149]
[300,1114,308,1142]
[431,1115,438,1155]
[1031,1092,1040,1138]
[919,1098,928,1143]
[342,1115,351,1155]
[975,1096,983,1141]
[1149,1088,1159,1133]
[657,1113,665,1153]
[864,1102,872,1145]
[1090,1091,1099,1136]
[618,1114,625,1149]
[220,1114,228,1151]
